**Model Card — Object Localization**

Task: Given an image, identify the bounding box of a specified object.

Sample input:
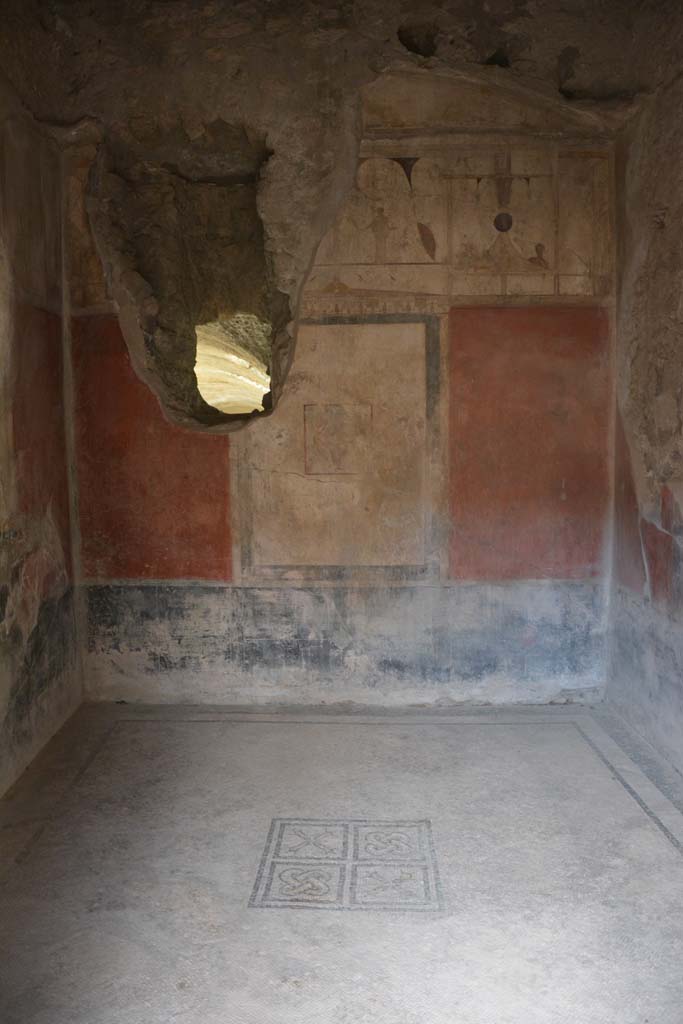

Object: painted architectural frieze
[305,146,611,311]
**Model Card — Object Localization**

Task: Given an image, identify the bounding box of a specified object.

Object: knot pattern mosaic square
[249,818,444,912]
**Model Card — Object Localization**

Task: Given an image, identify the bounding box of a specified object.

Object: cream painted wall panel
[248,322,427,568]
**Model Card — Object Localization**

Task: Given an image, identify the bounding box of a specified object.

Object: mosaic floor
[2,706,683,1023]
[249,818,443,911]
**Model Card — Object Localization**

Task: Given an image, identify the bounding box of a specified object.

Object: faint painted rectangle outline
[303,402,373,476]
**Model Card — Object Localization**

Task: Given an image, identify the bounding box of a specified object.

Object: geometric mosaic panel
[249,818,444,912]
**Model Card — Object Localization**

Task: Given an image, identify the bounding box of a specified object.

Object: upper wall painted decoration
[306,150,611,304]
[304,75,612,313]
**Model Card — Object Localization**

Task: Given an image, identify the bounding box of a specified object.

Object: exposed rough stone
[617,77,683,512]
[87,140,290,428]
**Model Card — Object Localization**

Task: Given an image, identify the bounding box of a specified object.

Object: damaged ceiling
[0,0,678,432]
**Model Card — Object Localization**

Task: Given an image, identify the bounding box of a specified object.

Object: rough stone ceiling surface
[0,0,679,431]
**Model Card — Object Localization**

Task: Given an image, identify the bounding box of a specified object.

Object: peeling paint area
[1,588,77,748]
[85,583,605,706]
[609,438,683,774]
[607,80,683,776]
[0,89,80,794]
[610,589,683,776]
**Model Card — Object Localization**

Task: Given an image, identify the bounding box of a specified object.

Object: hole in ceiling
[397,23,438,58]
[484,48,511,68]
[494,212,513,232]
[195,313,271,416]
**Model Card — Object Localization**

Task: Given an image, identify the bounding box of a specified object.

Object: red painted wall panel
[449,307,610,580]
[12,304,71,568]
[73,315,232,581]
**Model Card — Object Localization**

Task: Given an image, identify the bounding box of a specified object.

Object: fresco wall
[610,413,683,774]
[449,307,609,582]
[0,85,79,793]
[607,86,683,775]
[238,318,435,580]
[76,76,615,706]
[73,316,232,582]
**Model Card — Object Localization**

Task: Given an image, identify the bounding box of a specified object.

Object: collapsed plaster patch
[86,133,292,432]
[484,48,511,68]
[397,23,438,58]
[616,79,683,510]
